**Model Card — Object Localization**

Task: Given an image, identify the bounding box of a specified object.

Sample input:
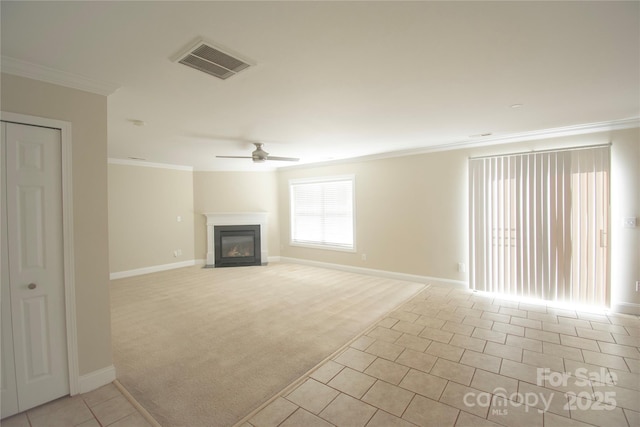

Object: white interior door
[1,121,69,418]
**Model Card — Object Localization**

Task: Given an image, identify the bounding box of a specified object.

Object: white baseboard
[278,257,468,288]
[611,302,640,316]
[78,365,116,394]
[110,260,199,280]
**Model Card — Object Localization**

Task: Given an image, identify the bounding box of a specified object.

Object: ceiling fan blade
[267,156,299,162]
[216,155,253,159]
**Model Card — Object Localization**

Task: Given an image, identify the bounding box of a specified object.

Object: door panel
[21,296,52,379]
[18,186,45,269]
[1,122,69,416]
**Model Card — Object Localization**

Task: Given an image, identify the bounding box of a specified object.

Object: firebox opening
[214,225,261,267]
[222,235,254,257]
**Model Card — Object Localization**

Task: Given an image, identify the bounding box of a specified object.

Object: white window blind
[290,176,355,250]
[469,145,610,306]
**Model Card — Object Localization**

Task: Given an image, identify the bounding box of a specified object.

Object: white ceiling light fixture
[173,39,253,80]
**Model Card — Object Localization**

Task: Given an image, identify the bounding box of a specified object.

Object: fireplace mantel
[204,212,268,267]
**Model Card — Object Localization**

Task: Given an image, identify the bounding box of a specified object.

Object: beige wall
[1,73,112,375]
[278,128,640,311]
[277,153,468,280]
[193,171,280,261]
[108,163,195,273]
[610,128,640,311]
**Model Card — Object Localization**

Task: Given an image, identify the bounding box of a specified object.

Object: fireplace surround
[204,212,268,267]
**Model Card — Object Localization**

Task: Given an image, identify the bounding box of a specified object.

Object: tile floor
[1,382,154,427]
[242,284,640,427]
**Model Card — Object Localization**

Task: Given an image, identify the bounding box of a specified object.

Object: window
[290,175,355,251]
[469,145,610,306]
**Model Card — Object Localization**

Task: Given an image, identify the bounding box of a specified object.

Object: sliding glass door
[469,145,610,306]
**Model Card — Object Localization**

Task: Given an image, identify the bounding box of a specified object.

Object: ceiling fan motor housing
[252,143,268,162]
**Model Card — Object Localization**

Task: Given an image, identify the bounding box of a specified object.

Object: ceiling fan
[216,142,299,163]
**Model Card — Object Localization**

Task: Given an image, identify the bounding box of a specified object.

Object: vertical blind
[290,176,354,250]
[469,145,610,306]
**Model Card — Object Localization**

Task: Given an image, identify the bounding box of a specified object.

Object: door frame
[1,111,80,395]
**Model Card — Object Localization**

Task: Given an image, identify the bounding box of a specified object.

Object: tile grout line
[112,380,161,427]
[84,398,109,427]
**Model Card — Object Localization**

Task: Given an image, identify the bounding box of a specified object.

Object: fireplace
[214,225,261,267]
[204,212,268,268]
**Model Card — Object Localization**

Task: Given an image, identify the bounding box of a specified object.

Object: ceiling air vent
[175,40,251,80]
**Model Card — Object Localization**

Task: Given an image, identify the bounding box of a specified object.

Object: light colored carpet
[110,263,425,426]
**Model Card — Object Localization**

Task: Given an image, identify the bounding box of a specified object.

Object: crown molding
[1,56,120,96]
[412,117,640,155]
[281,117,640,170]
[108,158,193,171]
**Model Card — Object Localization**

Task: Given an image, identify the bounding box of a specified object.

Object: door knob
[27,283,37,290]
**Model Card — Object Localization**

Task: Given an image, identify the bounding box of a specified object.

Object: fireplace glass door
[214,225,261,267]
[221,235,254,258]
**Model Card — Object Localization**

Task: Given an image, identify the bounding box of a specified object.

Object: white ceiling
[2,1,639,171]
